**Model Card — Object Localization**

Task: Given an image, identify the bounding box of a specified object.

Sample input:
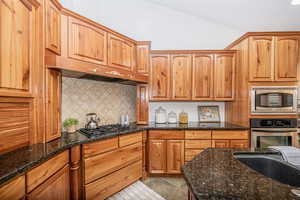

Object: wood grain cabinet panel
[249,36,274,81]
[148,140,167,174]
[185,149,203,162]
[0,98,32,154]
[185,130,212,139]
[212,130,248,140]
[119,132,143,147]
[192,54,214,100]
[275,36,300,81]
[45,69,61,142]
[230,140,249,148]
[0,176,25,200]
[26,151,69,193]
[68,16,107,65]
[28,165,70,200]
[212,140,230,148]
[136,42,151,75]
[166,140,184,174]
[150,55,171,100]
[214,53,235,100]
[185,140,211,149]
[171,55,192,100]
[149,130,184,140]
[108,34,135,71]
[83,137,119,158]
[85,161,142,200]
[136,84,149,124]
[45,0,61,54]
[84,142,142,184]
[0,0,39,97]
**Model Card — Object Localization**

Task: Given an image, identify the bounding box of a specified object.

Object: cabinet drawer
[212,130,248,140]
[230,140,249,148]
[84,142,142,184]
[185,131,211,139]
[185,140,211,149]
[119,132,142,147]
[83,137,119,158]
[0,176,25,200]
[26,151,69,193]
[185,149,203,161]
[85,161,142,200]
[149,130,184,139]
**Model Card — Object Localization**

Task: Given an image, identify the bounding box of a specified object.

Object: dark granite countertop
[182,148,300,200]
[148,122,248,130]
[0,122,248,185]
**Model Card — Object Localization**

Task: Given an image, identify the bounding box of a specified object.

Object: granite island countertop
[182,148,300,200]
[0,122,248,185]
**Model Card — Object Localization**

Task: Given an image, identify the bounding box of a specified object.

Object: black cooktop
[79,124,130,138]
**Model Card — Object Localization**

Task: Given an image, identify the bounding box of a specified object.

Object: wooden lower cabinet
[212,140,230,148]
[85,161,142,200]
[230,140,249,148]
[0,175,25,200]
[166,140,185,174]
[148,139,184,174]
[148,140,167,174]
[27,165,70,200]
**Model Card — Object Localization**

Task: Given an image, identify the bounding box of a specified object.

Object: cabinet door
[275,36,300,81]
[68,16,107,65]
[0,0,38,97]
[0,176,25,200]
[171,55,192,100]
[212,140,230,148]
[166,140,184,174]
[150,55,171,100]
[136,42,151,75]
[148,140,166,174]
[28,165,70,200]
[230,140,249,148]
[136,84,149,124]
[45,0,61,54]
[249,36,274,81]
[108,34,135,72]
[45,69,61,142]
[192,54,214,100]
[214,53,235,101]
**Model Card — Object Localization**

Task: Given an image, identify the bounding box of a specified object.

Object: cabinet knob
[92,68,97,72]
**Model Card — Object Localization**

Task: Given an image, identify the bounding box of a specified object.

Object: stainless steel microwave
[250,86,297,115]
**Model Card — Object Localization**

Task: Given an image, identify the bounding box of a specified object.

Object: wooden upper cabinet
[136,42,151,75]
[275,36,300,81]
[166,140,184,174]
[108,34,135,72]
[136,85,149,124]
[150,55,171,100]
[249,36,274,81]
[46,0,61,55]
[148,140,167,174]
[0,0,39,97]
[68,16,107,65]
[171,55,192,100]
[192,54,214,100]
[45,69,61,142]
[214,53,235,101]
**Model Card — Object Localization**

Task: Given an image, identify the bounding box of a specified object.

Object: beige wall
[62,77,136,129]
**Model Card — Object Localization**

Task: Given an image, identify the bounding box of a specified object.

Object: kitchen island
[182,148,300,200]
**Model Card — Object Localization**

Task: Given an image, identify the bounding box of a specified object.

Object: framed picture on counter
[198,105,220,122]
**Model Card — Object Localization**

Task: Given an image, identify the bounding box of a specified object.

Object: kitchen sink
[234,152,300,187]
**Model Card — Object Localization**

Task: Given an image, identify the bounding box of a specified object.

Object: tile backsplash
[62,77,136,129]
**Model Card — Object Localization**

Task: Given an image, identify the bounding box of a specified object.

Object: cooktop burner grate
[79,124,130,137]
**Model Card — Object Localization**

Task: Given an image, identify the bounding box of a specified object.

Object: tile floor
[142,177,188,200]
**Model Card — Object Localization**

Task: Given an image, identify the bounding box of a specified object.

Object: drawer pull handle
[91,68,97,72]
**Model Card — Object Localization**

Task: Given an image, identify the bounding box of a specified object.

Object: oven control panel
[251,118,297,128]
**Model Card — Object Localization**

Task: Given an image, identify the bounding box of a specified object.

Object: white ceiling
[145,0,300,32]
